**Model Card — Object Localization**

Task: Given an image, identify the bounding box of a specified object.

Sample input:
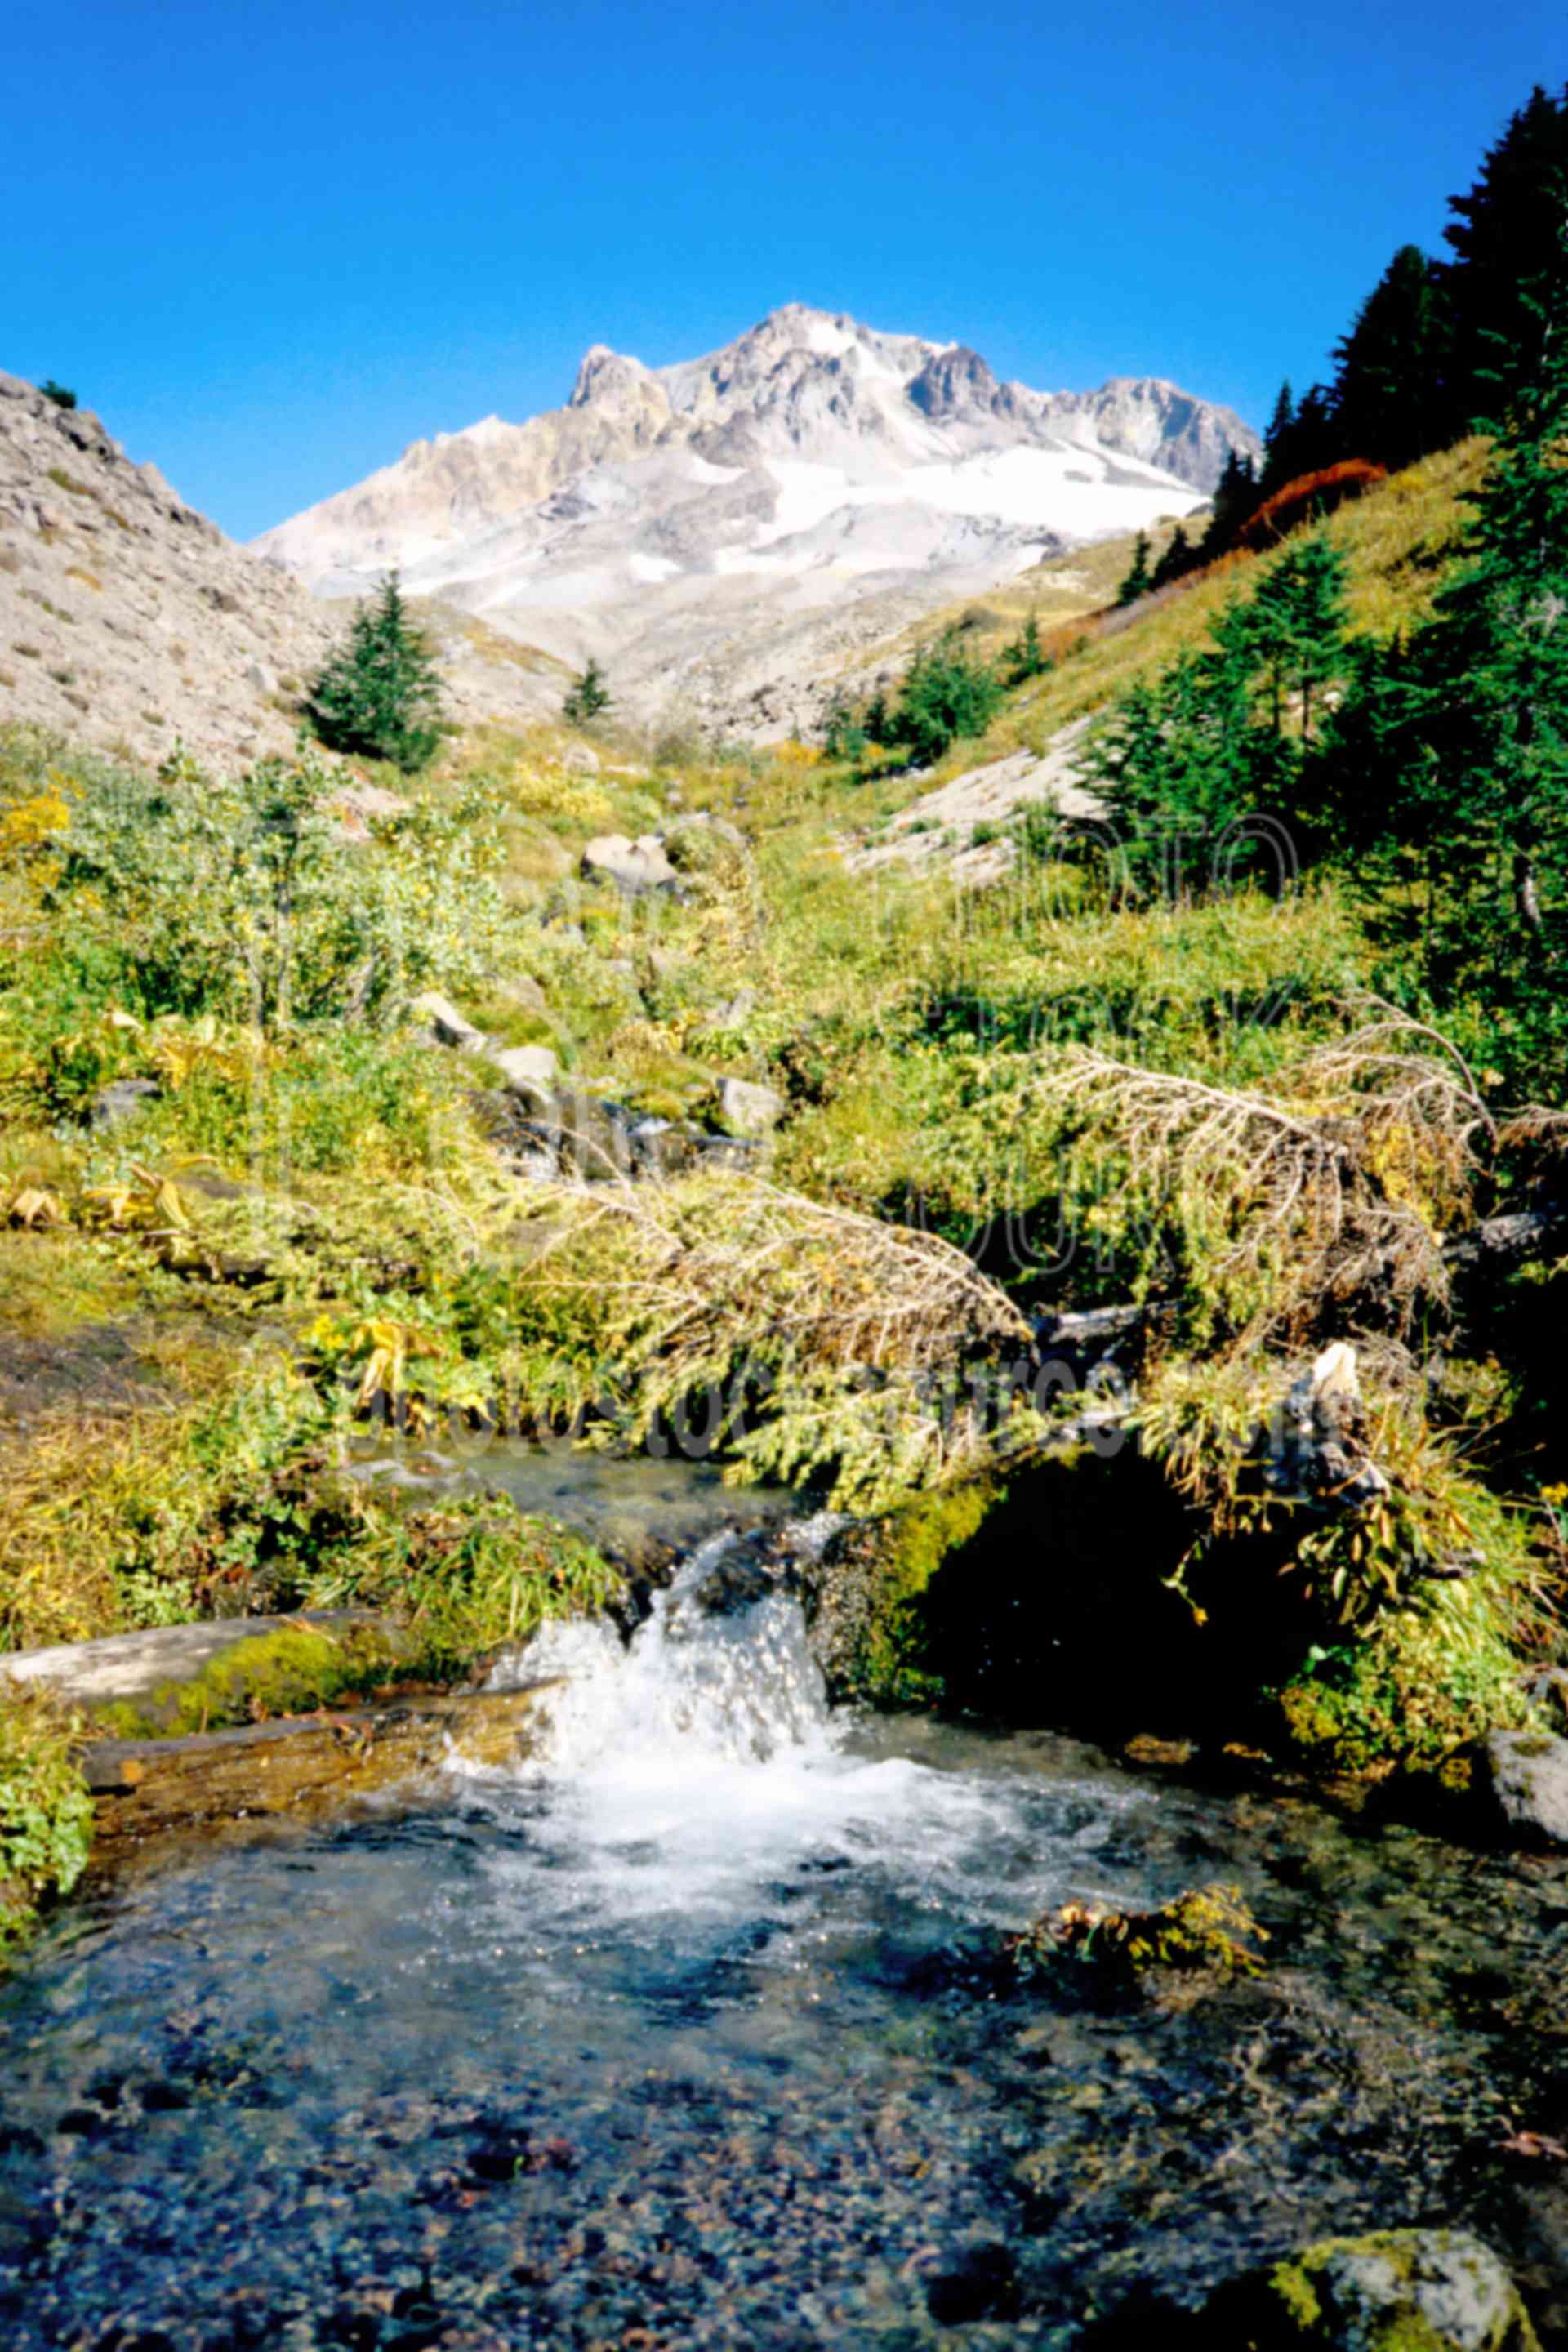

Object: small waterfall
[496,1529,832,1773]
[472,1519,1036,1939]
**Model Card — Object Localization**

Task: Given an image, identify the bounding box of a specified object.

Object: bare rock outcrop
[0,371,569,772]
[0,370,338,769]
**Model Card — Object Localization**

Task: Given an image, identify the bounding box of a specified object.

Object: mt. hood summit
[254,305,1258,733]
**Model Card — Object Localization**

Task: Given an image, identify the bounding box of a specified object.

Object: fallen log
[82,1682,555,1856]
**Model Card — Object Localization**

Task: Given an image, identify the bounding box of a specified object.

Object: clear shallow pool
[4,1539,1567,2350]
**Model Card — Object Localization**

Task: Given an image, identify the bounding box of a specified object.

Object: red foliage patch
[1241,460,1388,549]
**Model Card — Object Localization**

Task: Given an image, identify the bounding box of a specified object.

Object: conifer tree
[1248,533,1352,738]
[1441,83,1568,437]
[1261,381,1296,492]
[307,572,444,773]
[1200,449,1258,559]
[1324,228,1568,1065]
[1149,523,1194,591]
[563,657,612,724]
[1002,612,1046,684]
[887,634,1004,761]
[1116,531,1153,606]
[1331,244,1449,468]
[1281,385,1339,482]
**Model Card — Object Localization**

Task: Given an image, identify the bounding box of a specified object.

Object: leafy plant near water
[0,1689,93,1961]
[0,1348,622,1670]
[1138,1359,1549,1768]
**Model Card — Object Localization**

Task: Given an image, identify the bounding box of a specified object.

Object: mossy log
[81,1682,550,1855]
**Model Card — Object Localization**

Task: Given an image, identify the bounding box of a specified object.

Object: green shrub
[0,732,510,1058]
[0,1690,92,1960]
[885,633,1004,763]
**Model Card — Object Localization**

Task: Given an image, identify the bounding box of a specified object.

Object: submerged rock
[922,2235,1020,2325]
[1203,2227,1541,2350]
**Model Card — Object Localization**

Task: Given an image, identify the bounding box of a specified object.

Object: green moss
[1010,1882,1268,1989]
[87,1618,420,1740]
[836,1477,1003,1703]
[1267,2258,1324,2332]
[1273,1589,1540,1778]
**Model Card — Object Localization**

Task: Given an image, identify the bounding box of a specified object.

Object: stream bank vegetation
[3,115,1568,1958]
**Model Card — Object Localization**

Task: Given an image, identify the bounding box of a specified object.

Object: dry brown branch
[510,1169,1031,1378]
[1031,1005,1501,1338]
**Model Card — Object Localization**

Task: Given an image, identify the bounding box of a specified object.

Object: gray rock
[1206,2227,1541,2350]
[511,1087,634,1183]
[410,990,487,1053]
[508,1143,561,1183]
[717,1075,783,1138]
[701,813,745,848]
[1481,1730,1568,1848]
[492,1044,559,1101]
[88,1076,159,1129]
[244,657,276,693]
[0,1610,409,1718]
[492,972,548,1015]
[581,833,680,896]
[562,742,599,774]
[695,988,757,1036]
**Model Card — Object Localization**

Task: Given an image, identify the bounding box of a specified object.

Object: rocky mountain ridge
[253,305,1258,736]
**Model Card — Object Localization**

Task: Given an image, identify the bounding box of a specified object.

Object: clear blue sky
[5,0,1563,541]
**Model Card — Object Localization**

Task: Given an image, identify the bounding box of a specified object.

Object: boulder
[492,1044,559,1101]
[716,1075,783,1138]
[410,990,487,1053]
[562,742,599,775]
[1203,2228,1541,2350]
[1481,1730,1568,1848]
[581,833,680,896]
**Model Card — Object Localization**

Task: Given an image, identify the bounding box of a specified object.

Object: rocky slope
[0,372,565,772]
[255,305,1259,737]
